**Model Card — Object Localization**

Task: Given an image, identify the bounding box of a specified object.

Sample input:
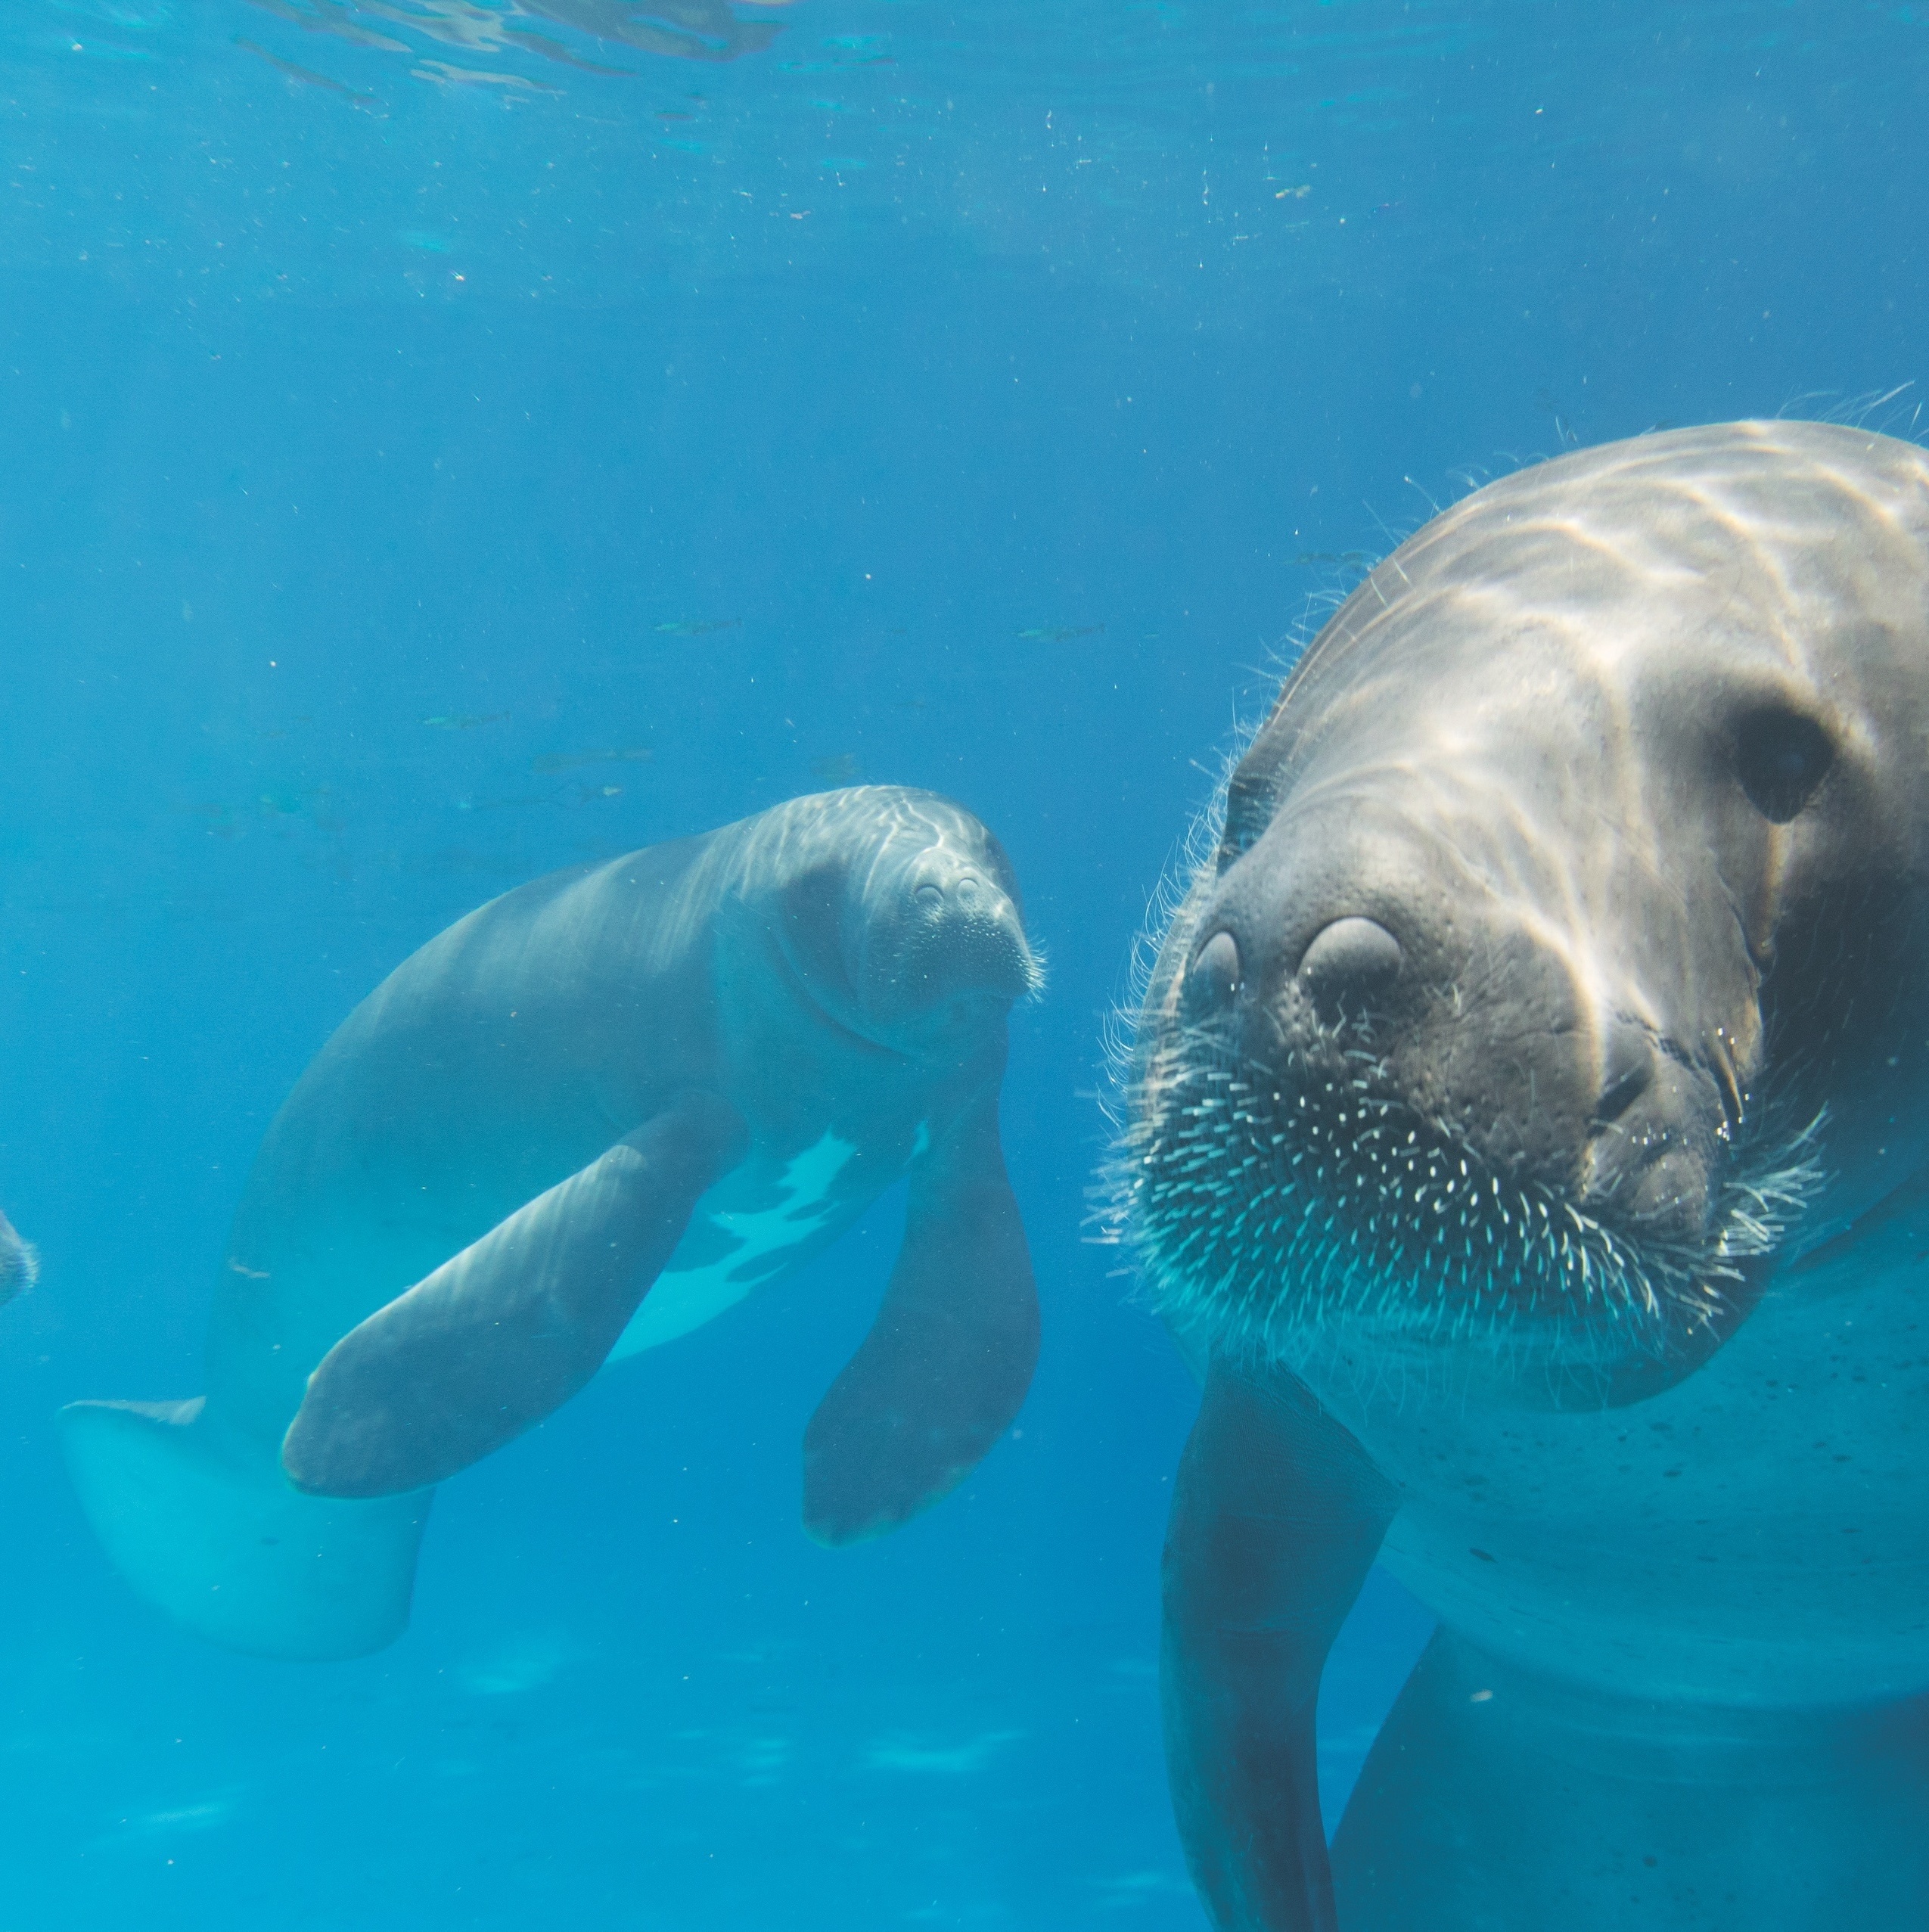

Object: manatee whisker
[1107,1027,1825,1378]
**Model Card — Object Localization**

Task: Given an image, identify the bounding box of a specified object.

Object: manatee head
[775,787,1040,1055]
[1121,421,1929,1404]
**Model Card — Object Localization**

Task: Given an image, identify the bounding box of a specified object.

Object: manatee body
[65,786,1041,1660]
[1120,423,1929,1929]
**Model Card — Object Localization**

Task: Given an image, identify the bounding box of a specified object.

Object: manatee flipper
[283,1090,747,1499]
[803,1096,1038,1545]
[58,1396,430,1660]
[1162,1359,1398,1932]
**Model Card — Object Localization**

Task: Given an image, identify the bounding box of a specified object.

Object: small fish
[1016,623,1104,643]
[234,34,383,105]
[653,617,741,636]
[421,710,511,729]
[809,753,860,784]
[530,747,652,774]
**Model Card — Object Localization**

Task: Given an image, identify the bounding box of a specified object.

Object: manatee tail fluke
[59,1396,430,1661]
[803,1098,1038,1546]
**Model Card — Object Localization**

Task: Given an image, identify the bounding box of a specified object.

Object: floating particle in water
[809,752,859,784]
[530,746,652,774]
[652,617,741,636]
[421,710,511,729]
[1016,623,1104,642]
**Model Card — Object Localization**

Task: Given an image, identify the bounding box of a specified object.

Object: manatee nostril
[955,874,982,907]
[1297,917,1402,1020]
[1595,1028,1655,1124]
[1185,930,1242,1014]
[915,882,944,908]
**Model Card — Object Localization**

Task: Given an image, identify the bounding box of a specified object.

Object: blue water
[0,1,1922,1924]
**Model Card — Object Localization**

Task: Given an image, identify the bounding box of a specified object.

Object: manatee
[64,786,1041,1660]
[1115,421,1929,1929]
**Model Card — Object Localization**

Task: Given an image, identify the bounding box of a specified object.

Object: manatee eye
[1735,707,1833,823]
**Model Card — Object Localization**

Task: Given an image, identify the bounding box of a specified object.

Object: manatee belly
[603,1128,865,1361]
[1318,1238,1929,1706]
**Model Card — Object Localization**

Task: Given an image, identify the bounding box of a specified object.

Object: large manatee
[65,786,1041,1659]
[1117,421,1929,1928]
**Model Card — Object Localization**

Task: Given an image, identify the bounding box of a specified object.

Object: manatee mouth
[1116,1036,1823,1387]
[889,867,1044,1011]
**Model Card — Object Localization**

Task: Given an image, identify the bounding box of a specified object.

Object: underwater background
[0,0,1922,1924]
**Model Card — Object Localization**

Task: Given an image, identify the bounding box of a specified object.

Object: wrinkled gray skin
[64,786,1039,1660]
[1123,423,1929,1930]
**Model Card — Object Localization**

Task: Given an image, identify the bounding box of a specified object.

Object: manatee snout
[1576,1031,1731,1249]
[1177,800,1732,1249]
[859,847,1039,1040]
[900,859,1038,1008]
